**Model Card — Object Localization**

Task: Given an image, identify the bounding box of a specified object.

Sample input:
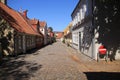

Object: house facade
[0,2,44,56]
[71,0,120,60]
[39,21,48,45]
[54,31,64,39]
[28,18,44,48]
[63,22,72,46]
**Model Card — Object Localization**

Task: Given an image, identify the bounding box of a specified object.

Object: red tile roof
[29,19,38,25]
[0,2,40,35]
[39,21,46,29]
[28,19,39,32]
[28,18,44,36]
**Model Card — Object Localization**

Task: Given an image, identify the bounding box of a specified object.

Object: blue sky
[7,0,79,31]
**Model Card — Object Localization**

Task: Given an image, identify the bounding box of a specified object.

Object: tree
[48,27,53,32]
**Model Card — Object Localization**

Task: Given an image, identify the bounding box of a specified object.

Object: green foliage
[0,16,14,56]
[62,39,65,43]
[48,27,53,32]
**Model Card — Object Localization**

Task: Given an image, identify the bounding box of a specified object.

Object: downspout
[91,0,96,59]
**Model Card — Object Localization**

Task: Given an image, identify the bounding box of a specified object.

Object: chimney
[23,10,28,18]
[0,0,7,5]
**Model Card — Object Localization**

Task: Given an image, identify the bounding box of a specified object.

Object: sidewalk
[64,42,120,80]
[64,43,120,72]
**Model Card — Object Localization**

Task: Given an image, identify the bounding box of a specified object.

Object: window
[83,4,88,17]
[73,18,75,26]
[77,12,80,22]
[80,9,83,20]
[75,16,77,25]
[18,36,22,49]
[83,5,87,13]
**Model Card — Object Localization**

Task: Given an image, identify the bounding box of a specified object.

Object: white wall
[40,25,48,45]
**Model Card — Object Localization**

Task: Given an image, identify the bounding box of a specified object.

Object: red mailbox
[98,45,107,55]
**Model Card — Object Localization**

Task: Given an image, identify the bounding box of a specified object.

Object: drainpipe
[91,0,96,59]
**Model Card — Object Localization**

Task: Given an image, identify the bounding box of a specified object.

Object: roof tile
[0,2,40,35]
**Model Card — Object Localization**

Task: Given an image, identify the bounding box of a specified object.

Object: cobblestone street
[0,41,120,80]
[1,0,120,80]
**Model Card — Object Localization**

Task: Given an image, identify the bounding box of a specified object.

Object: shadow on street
[84,72,120,80]
[0,56,42,80]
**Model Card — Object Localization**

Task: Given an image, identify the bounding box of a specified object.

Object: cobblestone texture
[0,41,120,80]
[25,41,87,80]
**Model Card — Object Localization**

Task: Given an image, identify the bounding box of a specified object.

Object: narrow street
[0,0,120,80]
[0,41,120,80]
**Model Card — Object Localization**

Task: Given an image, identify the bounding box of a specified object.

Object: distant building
[19,10,44,48]
[63,22,72,46]
[29,18,39,32]
[54,31,64,39]
[39,21,48,45]
[28,18,44,47]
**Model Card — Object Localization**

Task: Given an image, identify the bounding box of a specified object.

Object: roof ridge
[0,2,41,36]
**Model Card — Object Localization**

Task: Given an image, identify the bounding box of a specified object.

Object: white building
[39,21,48,45]
[71,0,120,61]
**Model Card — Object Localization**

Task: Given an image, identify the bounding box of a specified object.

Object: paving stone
[1,41,120,80]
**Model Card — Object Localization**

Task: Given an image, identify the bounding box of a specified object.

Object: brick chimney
[23,10,28,18]
[0,0,7,5]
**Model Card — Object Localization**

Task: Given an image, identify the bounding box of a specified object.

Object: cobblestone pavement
[0,41,120,80]
[26,41,87,80]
